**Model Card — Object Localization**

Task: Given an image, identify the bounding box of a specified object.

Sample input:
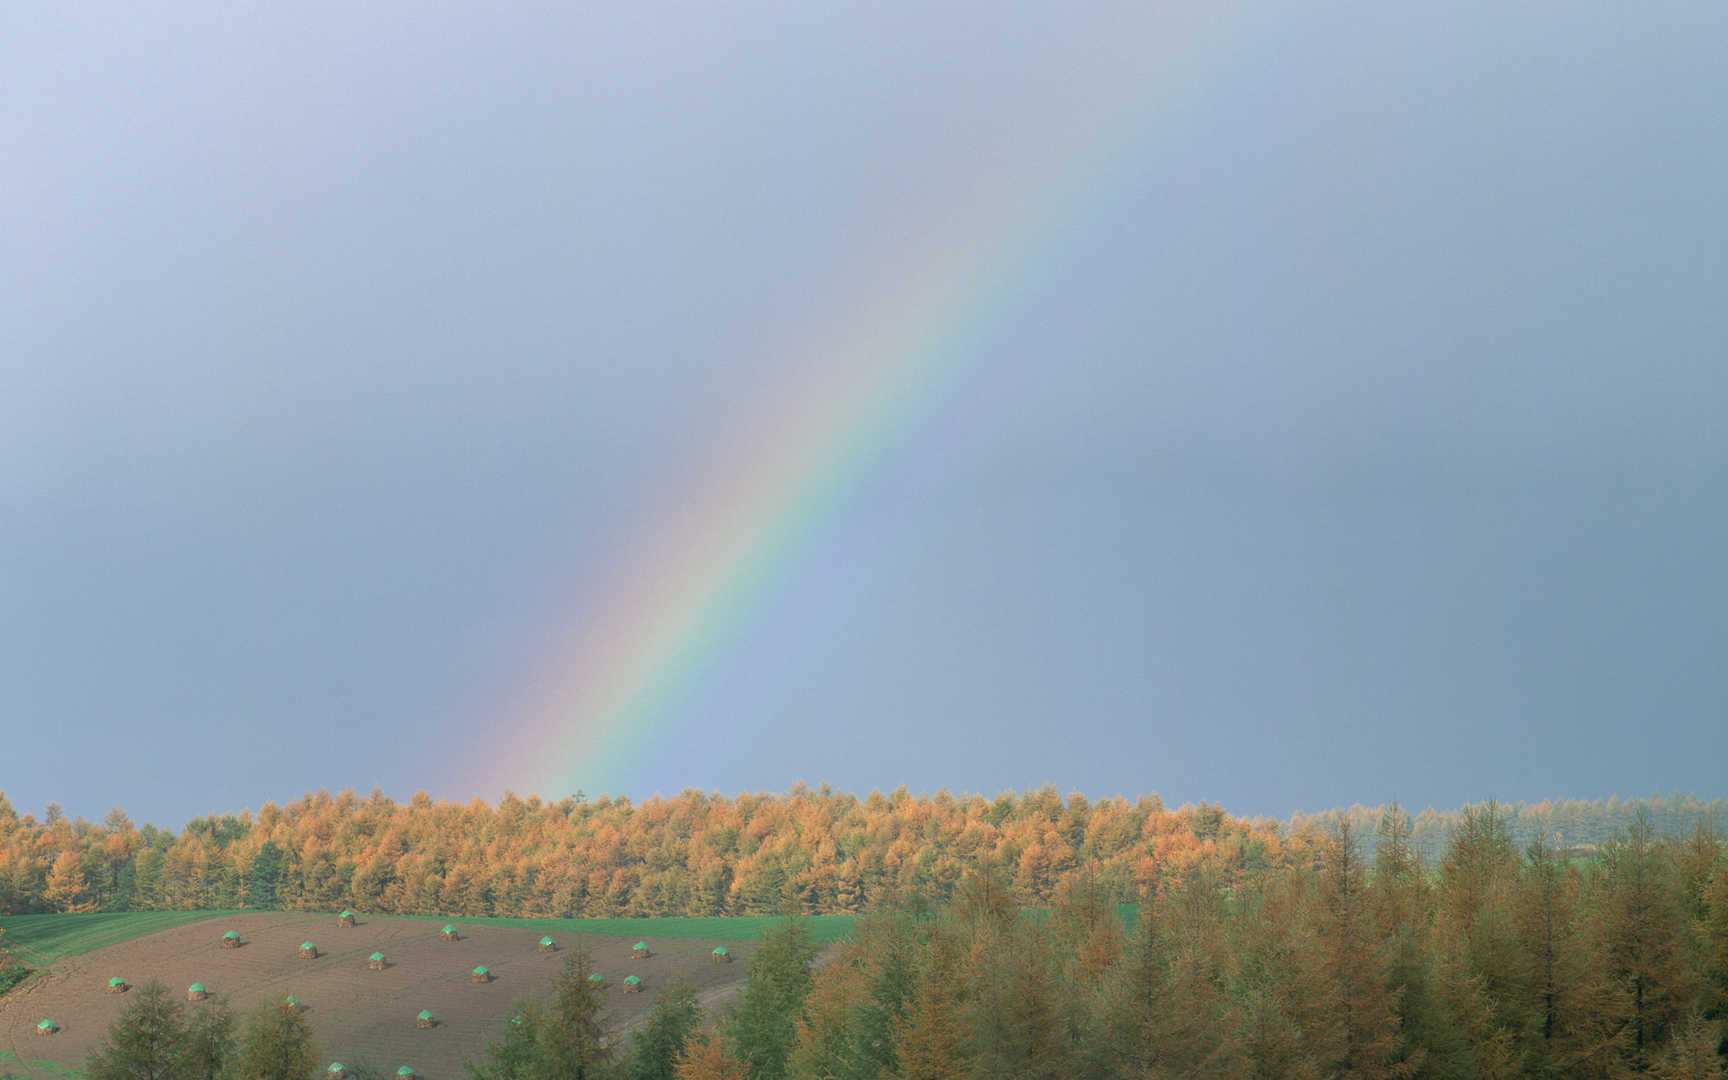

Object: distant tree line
[1295,792,1728,864]
[0,786,1722,921]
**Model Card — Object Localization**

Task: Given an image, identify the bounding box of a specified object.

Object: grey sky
[4,0,1724,828]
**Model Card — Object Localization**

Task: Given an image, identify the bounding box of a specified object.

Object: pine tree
[1372,804,1449,1079]
[1152,870,1238,1079]
[467,997,560,1080]
[1511,835,1621,1079]
[1434,801,1529,1072]
[787,950,872,1080]
[1226,871,1329,1080]
[186,995,238,1080]
[1594,808,1704,1074]
[1312,822,1406,1080]
[893,933,966,1080]
[1097,876,1169,1078]
[632,979,702,1080]
[549,947,613,1079]
[1647,1011,1725,1080]
[237,1000,319,1080]
[679,1030,747,1080]
[998,926,1071,1080]
[729,917,817,1080]
[1704,865,1728,1023]
[86,980,194,1080]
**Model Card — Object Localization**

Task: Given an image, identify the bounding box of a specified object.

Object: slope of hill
[0,912,765,1080]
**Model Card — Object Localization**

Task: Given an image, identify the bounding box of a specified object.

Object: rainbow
[478,4,1276,800]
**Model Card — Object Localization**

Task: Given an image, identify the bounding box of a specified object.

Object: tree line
[0,786,1291,918]
[1,788,1722,921]
[1295,793,1728,865]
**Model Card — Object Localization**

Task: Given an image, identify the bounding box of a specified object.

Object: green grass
[0,910,856,969]
[0,1055,83,1080]
[0,911,246,967]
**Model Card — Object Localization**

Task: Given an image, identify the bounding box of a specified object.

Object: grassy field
[0,909,857,971]
[0,912,249,967]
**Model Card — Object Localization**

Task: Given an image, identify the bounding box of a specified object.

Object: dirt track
[0,913,755,1079]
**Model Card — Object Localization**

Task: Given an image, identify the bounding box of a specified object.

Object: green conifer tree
[729,917,818,1080]
[549,947,614,1079]
[86,980,194,1080]
[186,995,238,1080]
[237,1000,319,1080]
[466,997,560,1080]
[632,979,702,1080]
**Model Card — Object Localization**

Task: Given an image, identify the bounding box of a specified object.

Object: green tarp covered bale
[221,931,241,949]
[107,977,129,992]
[369,952,387,970]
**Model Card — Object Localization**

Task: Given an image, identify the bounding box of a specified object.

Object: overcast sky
[4,0,1725,828]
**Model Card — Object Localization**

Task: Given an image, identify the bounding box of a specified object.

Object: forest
[69,803,1728,1079]
[0,787,1722,919]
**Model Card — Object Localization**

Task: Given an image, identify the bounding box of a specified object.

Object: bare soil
[0,913,757,1079]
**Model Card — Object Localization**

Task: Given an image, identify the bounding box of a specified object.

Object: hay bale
[471,966,491,983]
[711,947,731,964]
[538,936,557,953]
[327,1064,347,1079]
[623,975,643,993]
[107,977,129,993]
[36,1020,58,1036]
[440,925,459,942]
[587,973,605,988]
[221,931,241,949]
[188,984,208,1002]
[338,910,357,928]
[283,996,303,1014]
[632,941,650,960]
[300,942,319,960]
[396,1069,416,1079]
[369,952,387,971]
[416,1010,435,1029]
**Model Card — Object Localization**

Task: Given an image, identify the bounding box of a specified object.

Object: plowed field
[0,913,756,1079]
